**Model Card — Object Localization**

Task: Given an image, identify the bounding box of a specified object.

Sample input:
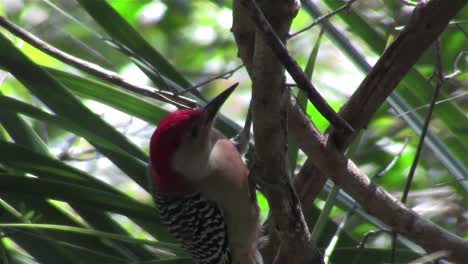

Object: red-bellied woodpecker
[148,83,261,264]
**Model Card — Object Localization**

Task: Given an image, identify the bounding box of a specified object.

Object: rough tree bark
[234,0,468,263]
[291,0,468,262]
[233,0,323,263]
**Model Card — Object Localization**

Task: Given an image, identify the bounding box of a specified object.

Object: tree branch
[289,0,356,38]
[287,97,468,263]
[327,0,465,148]
[233,0,323,263]
[289,0,467,262]
[240,0,353,134]
[0,16,197,109]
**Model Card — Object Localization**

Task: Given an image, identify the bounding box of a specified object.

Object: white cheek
[207,145,223,170]
[172,140,212,182]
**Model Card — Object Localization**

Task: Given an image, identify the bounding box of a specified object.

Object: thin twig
[42,0,103,39]
[407,251,450,264]
[58,148,98,162]
[324,138,408,262]
[394,91,467,118]
[323,214,347,263]
[240,0,354,133]
[4,228,128,261]
[352,230,389,264]
[435,178,468,186]
[373,138,409,178]
[178,64,244,95]
[449,20,468,25]
[401,39,444,204]
[104,39,176,93]
[449,51,466,78]
[44,0,182,95]
[0,16,197,109]
[290,0,468,261]
[60,31,117,71]
[391,39,445,264]
[289,0,357,38]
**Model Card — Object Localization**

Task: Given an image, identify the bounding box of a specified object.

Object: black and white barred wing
[154,192,231,264]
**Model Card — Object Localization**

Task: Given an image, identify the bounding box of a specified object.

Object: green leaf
[0,140,103,185]
[0,175,158,220]
[0,91,49,155]
[76,0,190,88]
[0,32,147,161]
[46,68,169,124]
[0,195,84,264]
[0,141,174,242]
[322,0,467,158]
[0,223,184,254]
[0,94,136,157]
[0,94,138,262]
[303,2,467,190]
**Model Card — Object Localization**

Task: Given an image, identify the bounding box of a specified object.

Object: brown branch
[290,0,468,262]
[401,40,443,204]
[391,38,445,263]
[240,0,353,134]
[233,0,323,263]
[289,0,356,38]
[233,0,468,261]
[352,230,388,264]
[0,16,197,109]
[296,0,468,200]
[178,64,244,96]
[327,0,465,148]
[294,159,327,206]
[287,98,468,263]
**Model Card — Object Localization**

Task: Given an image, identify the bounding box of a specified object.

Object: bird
[148,83,261,264]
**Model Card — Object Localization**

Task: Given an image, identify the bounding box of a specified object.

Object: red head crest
[150,109,205,193]
[149,83,238,193]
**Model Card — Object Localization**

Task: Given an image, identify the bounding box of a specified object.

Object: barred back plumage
[154,192,231,264]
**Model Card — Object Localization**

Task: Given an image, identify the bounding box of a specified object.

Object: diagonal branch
[0,16,197,109]
[291,0,467,262]
[287,97,468,263]
[327,0,465,148]
[289,0,356,38]
[233,0,323,263]
[240,0,353,134]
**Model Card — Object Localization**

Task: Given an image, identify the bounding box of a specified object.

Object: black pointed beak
[204,83,238,123]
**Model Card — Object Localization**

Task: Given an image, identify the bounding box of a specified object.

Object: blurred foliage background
[0,0,466,263]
